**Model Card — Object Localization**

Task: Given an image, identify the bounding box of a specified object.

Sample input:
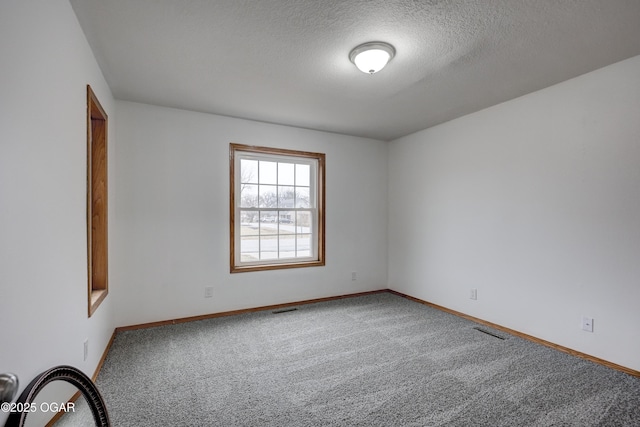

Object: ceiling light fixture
[349,42,396,75]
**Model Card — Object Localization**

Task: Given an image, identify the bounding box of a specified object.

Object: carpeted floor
[56,292,640,426]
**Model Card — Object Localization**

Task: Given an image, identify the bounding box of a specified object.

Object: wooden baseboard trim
[93,330,117,381]
[48,292,386,426]
[116,289,389,332]
[44,329,118,427]
[387,289,640,378]
[46,286,636,427]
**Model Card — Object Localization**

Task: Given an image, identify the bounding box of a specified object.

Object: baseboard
[116,289,389,332]
[44,287,637,427]
[44,330,117,427]
[387,289,640,378]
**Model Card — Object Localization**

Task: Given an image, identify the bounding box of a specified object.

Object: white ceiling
[69,0,640,141]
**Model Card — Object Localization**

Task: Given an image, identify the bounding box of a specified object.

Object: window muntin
[230,144,325,272]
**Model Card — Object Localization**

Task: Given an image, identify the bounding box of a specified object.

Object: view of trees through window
[238,157,315,262]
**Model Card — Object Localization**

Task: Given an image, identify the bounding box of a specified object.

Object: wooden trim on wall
[44,330,117,427]
[92,330,117,382]
[116,290,387,332]
[229,143,326,273]
[387,289,640,378]
[317,151,326,267]
[87,85,109,317]
[45,287,638,427]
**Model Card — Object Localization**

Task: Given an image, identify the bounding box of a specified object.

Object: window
[87,85,108,316]
[230,144,325,272]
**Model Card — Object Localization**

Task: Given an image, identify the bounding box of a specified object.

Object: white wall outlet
[204,286,214,298]
[83,339,89,362]
[470,288,477,300]
[582,316,594,332]
[351,272,357,281]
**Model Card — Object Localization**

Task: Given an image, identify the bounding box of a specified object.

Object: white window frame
[230,143,325,273]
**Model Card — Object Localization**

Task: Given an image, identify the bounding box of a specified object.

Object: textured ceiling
[69,0,640,141]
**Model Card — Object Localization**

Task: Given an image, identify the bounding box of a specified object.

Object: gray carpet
[56,293,640,426]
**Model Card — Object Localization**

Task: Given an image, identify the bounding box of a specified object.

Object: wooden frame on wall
[229,143,326,273]
[87,85,108,317]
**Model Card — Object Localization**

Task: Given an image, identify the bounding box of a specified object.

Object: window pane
[240,223,259,262]
[240,240,259,262]
[240,184,258,208]
[259,161,277,184]
[278,162,295,185]
[278,186,295,208]
[296,164,310,186]
[260,235,278,260]
[279,211,295,229]
[296,211,312,233]
[279,234,296,259]
[241,159,258,184]
[259,211,278,234]
[297,234,311,257]
[240,209,259,225]
[259,185,277,208]
[295,187,310,208]
[240,218,259,236]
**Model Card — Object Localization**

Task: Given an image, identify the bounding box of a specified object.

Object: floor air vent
[473,326,506,340]
[272,307,298,314]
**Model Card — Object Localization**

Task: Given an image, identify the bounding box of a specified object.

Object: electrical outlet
[470,288,477,300]
[582,316,594,332]
[83,339,89,362]
[204,286,214,298]
[351,272,357,281]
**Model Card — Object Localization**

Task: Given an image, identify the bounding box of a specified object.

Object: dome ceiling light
[349,42,396,74]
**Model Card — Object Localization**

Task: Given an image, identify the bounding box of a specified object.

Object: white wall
[112,101,388,327]
[388,55,640,371]
[3,7,635,421]
[0,0,116,423]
